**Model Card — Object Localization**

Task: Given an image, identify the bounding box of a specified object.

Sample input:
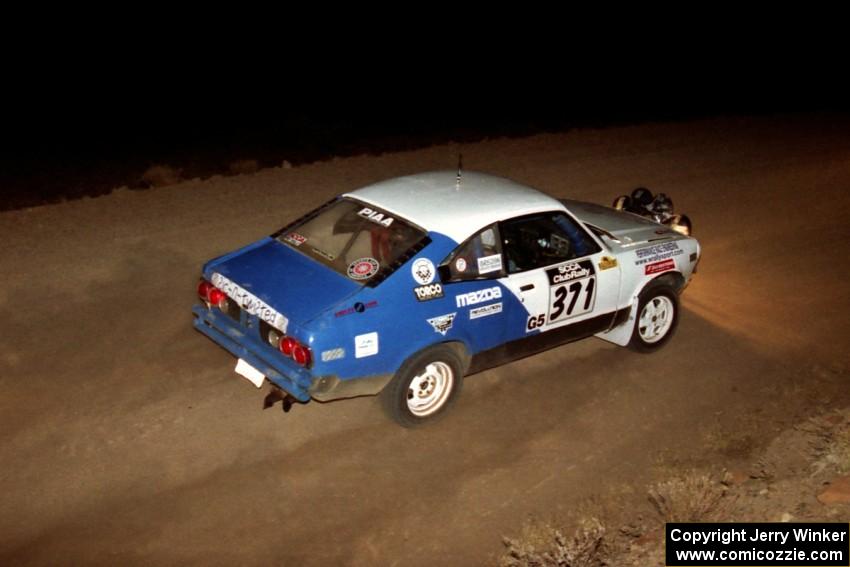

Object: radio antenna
[455,153,463,190]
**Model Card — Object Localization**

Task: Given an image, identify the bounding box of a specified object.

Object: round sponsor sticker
[455,257,467,272]
[347,258,379,280]
[411,257,435,285]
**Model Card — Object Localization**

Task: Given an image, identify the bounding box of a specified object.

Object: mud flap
[594,301,638,347]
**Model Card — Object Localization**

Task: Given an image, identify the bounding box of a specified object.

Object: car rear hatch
[203,237,361,329]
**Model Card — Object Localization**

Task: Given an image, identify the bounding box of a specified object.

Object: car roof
[344,171,563,243]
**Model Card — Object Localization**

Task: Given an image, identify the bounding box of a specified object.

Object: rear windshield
[275,198,428,284]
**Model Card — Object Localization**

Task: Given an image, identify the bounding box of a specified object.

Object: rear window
[275,198,428,284]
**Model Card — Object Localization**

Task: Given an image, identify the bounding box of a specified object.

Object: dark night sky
[2,43,847,211]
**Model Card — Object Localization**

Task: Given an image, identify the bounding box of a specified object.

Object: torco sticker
[210,272,288,332]
[545,260,596,324]
[456,286,502,308]
[414,283,444,302]
[347,258,379,280]
[477,253,503,274]
[283,232,307,246]
[411,258,436,285]
[354,332,379,358]
[358,207,394,227]
[427,313,456,336]
[470,302,502,319]
[645,258,675,275]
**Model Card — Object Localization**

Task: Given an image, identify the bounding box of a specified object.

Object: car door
[498,210,622,342]
[436,224,510,355]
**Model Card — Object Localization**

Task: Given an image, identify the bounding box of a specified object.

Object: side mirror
[437,264,452,283]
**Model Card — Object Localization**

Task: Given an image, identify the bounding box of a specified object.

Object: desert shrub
[141,164,182,187]
[228,159,260,175]
[814,412,850,475]
[500,517,606,567]
[648,471,731,523]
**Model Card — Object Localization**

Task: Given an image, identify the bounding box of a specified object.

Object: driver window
[500,212,600,274]
[441,224,504,281]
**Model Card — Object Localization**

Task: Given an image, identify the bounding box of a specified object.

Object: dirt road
[2,114,849,565]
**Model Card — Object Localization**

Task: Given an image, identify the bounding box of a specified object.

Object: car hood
[561,199,672,244]
[203,237,361,326]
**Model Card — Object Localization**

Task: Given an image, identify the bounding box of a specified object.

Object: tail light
[198,280,214,301]
[280,337,297,356]
[208,288,227,308]
[279,336,312,367]
[198,279,228,309]
[292,344,311,366]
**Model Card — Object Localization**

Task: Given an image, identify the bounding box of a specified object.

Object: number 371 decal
[526,260,598,333]
[546,260,596,324]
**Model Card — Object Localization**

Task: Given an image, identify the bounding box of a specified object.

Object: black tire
[630,187,654,208]
[381,344,464,427]
[612,195,631,211]
[627,281,680,353]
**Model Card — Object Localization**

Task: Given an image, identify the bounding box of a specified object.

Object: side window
[440,224,505,281]
[500,212,600,274]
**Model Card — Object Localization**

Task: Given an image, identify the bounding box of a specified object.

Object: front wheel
[381,345,463,427]
[628,282,679,352]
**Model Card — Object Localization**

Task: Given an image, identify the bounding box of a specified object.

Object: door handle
[520,284,535,292]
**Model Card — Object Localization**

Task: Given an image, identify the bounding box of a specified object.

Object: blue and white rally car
[194,171,700,426]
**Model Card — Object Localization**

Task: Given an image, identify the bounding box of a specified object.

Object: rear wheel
[628,282,679,352]
[381,345,463,427]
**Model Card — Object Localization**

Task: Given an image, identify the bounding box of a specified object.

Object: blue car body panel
[203,237,361,325]
[193,229,532,399]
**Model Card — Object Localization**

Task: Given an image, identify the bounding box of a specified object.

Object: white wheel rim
[407,361,453,417]
[638,295,674,344]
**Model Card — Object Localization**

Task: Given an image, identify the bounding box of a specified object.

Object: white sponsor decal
[321,348,346,362]
[477,253,503,274]
[455,257,467,272]
[283,232,307,246]
[427,313,456,336]
[456,286,502,308]
[414,283,444,301]
[411,257,435,285]
[634,242,683,266]
[354,332,379,358]
[469,302,502,319]
[358,207,394,227]
[211,272,288,332]
[550,262,591,284]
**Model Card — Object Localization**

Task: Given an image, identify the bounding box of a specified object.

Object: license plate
[235,359,265,388]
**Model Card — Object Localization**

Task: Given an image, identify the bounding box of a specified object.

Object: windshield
[275,198,428,284]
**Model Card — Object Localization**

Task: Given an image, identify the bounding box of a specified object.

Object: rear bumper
[192,305,314,401]
[192,305,393,402]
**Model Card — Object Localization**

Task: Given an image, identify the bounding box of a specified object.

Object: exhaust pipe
[263,387,297,413]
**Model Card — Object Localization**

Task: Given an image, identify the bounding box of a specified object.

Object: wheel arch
[646,270,686,294]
